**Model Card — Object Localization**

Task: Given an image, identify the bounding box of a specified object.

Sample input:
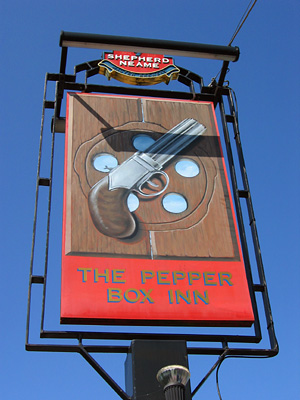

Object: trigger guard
[138,171,169,198]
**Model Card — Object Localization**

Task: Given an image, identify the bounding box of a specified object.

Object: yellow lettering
[112,269,126,283]
[157,271,171,284]
[77,268,91,282]
[94,268,109,283]
[107,288,122,302]
[203,272,217,286]
[141,270,155,284]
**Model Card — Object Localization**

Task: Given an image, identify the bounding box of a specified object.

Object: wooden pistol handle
[88,176,136,239]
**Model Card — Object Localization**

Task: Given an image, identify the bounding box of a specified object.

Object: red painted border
[61,94,254,326]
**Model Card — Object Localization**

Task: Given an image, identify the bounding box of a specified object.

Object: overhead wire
[209,3,266,398]
[228,0,258,46]
[215,354,271,399]
[209,1,258,87]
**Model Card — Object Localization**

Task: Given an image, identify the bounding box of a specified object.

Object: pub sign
[60,91,254,327]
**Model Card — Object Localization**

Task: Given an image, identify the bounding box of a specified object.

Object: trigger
[147,179,159,188]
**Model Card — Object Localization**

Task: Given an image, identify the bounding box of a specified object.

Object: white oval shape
[132,134,156,151]
[162,193,188,214]
[127,193,140,212]
[175,159,200,177]
[93,153,118,172]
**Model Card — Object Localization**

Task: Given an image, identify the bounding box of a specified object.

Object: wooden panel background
[65,93,239,260]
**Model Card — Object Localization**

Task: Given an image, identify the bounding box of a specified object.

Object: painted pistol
[88,118,206,239]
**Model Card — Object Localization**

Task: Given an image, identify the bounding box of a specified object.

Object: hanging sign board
[98,51,180,85]
[61,93,254,327]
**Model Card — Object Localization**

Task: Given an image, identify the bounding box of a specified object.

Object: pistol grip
[88,176,136,239]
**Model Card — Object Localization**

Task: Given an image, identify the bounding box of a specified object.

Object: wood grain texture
[141,98,237,259]
[65,94,239,260]
[65,94,151,257]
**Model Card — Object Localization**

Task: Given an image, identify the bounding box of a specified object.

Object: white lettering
[104,53,173,70]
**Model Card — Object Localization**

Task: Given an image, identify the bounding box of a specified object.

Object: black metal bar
[51,117,66,133]
[218,95,262,341]
[62,81,214,101]
[26,73,49,347]
[31,276,45,284]
[218,61,230,87]
[78,345,131,400]
[25,343,278,358]
[47,73,75,82]
[50,79,215,119]
[40,329,260,344]
[59,46,68,74]
[178,67,203,86]
[191,349,229,397]
[253,284,265,292]
[39,81,58,334]
[188,347,278,357]
[75,59,102,74]
[238,190,249,198]
[226,89,279,352]
[60,31,239,62]
[38,178,50,186]
[55,75,67,120]
[26,343,129,353]
[225,114,235,123]
[44,101,55,109]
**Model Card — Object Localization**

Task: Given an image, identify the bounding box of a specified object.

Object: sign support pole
[125,340,192,400]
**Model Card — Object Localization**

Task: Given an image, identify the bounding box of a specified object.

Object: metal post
[125,340,191,400]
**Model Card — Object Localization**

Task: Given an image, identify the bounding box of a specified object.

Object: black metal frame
[26,33,278,399]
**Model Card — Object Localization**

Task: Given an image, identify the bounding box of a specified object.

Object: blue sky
[1,1,299,399]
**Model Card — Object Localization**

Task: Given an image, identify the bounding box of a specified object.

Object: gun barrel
[138,119,195,155]
[109,118,206,192]
[149,118,206,166]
